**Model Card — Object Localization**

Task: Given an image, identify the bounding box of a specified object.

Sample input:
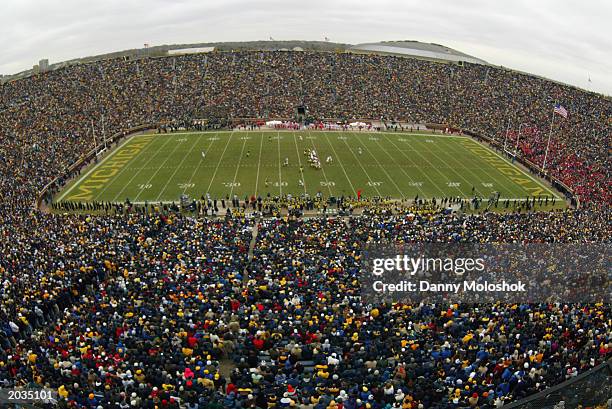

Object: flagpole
[496,107,508,142]
[91,119,97,153]
[503,120,511,152]
[515,123,526,157]
[542,105,556,173]
[102,114,107,150]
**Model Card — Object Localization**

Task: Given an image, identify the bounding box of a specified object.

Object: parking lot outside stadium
[0,47,610,408]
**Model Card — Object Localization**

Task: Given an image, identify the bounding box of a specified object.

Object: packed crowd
[1,207,610,408]
[0,50,610,408]
[1,51,610,205]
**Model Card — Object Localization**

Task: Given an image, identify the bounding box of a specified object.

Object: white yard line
[384,132,447,197]
[351,132,405,199]
[133,135,187,202]
[111,135,176,202]
[230,137,248,197]
[254,132,264,196]
[371,134,427,197]
[387,132,560,199]
[390,132,560,199]
[381,133,462,197]
[293,132,308,195]
[315,132,347,196]
[205,131,235,195]
[183,132,218,194]
[277,131,283,196]
[447,140,524,198]
[154,133,204,201]
[415,138,486,197]
[337,134,382,196]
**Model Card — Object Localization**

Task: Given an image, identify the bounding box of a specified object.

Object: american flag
[554,104,568,118]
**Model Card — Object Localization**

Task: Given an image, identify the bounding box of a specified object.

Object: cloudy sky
[2,0,611,95]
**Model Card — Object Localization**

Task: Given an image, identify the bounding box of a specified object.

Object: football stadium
[1,3,611,408]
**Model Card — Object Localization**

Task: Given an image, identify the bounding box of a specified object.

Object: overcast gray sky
[1,0,610,95]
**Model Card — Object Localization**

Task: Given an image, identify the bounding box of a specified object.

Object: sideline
[55,133,143,201]
[54,129,564,204]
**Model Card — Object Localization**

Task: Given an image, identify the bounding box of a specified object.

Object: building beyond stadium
[349,40,488,65]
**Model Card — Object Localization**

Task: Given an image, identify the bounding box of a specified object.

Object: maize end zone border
[55,130,564,207]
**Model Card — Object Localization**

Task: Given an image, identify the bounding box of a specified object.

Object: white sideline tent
[349,122,367,127]
[266,120,283,126]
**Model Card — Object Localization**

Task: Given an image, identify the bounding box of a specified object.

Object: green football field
[55,131,562,204]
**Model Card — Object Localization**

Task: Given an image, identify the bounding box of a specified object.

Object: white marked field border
[55,133,147,201]
[125,197,544,205]
[55,130,562,202]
